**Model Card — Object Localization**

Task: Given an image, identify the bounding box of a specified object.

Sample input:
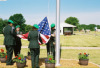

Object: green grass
[61,49,100,65]
[1,31,100,47]
[0,34,4,45]
[0,48,100,65]
[60,34,100,47]
[60,31,100,47]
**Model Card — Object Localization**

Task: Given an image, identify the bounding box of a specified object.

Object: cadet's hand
[12,26,15,30]
[51,34,55,37]
[53,42,55,45]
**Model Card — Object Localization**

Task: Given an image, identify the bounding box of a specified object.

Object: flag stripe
[40,34,48,42]
[44,35,50,39]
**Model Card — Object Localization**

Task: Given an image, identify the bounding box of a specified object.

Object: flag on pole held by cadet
[38,17,51,44]
[17,17,51,45]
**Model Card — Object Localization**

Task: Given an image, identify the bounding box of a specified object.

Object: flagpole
[48,0,50,23]
[56,0,61,66]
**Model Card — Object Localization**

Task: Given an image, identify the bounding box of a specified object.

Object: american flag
[38,17,51,44]
[17,17,51,45]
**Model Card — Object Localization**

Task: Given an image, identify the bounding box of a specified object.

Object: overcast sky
[0,0,100,25]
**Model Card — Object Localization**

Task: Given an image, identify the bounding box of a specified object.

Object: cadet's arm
[11,27,17,37]
[39,34,43,44]
[51,31,56,38]
[28,32,30,41]
[2,27,5,36]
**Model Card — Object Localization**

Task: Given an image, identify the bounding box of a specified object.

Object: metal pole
[48,0,50,23]
[56,0,61,66]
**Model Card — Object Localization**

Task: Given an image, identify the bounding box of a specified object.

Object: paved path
[0,45,100,49]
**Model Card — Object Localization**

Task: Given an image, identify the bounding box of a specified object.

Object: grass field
[1,31,100,47]
[0,47,100,65]
[60,34,100,47]
[0,31,100,67]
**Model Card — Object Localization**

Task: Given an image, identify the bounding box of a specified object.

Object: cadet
[3,20,16,65]
[50,23,56,59]
[46,41,50,56]
[28,24,42,68]
[14,25,22,56]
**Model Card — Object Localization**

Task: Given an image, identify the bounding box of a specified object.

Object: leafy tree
[87,24,96,31]
[97,25,100,29]
[65,17,79,27]
[78,24,97,31]
[9,13,26,33]
[20,24,27,34]
[0,18,8,34]
[78,24,87,30]
[9,13,26,27]
[78,25,83,31]
[2,19,8,27]
[0,18,3,33]
[25,25,32,33]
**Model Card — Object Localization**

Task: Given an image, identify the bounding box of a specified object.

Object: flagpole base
[55,63,61,66]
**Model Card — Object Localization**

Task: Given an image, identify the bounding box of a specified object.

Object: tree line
[78,24,100,31]
[0,14,32,34]
[65,17,100,31]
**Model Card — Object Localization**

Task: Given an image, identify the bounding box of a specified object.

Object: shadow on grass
[89,46,98,47]
[39,57,47,66]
